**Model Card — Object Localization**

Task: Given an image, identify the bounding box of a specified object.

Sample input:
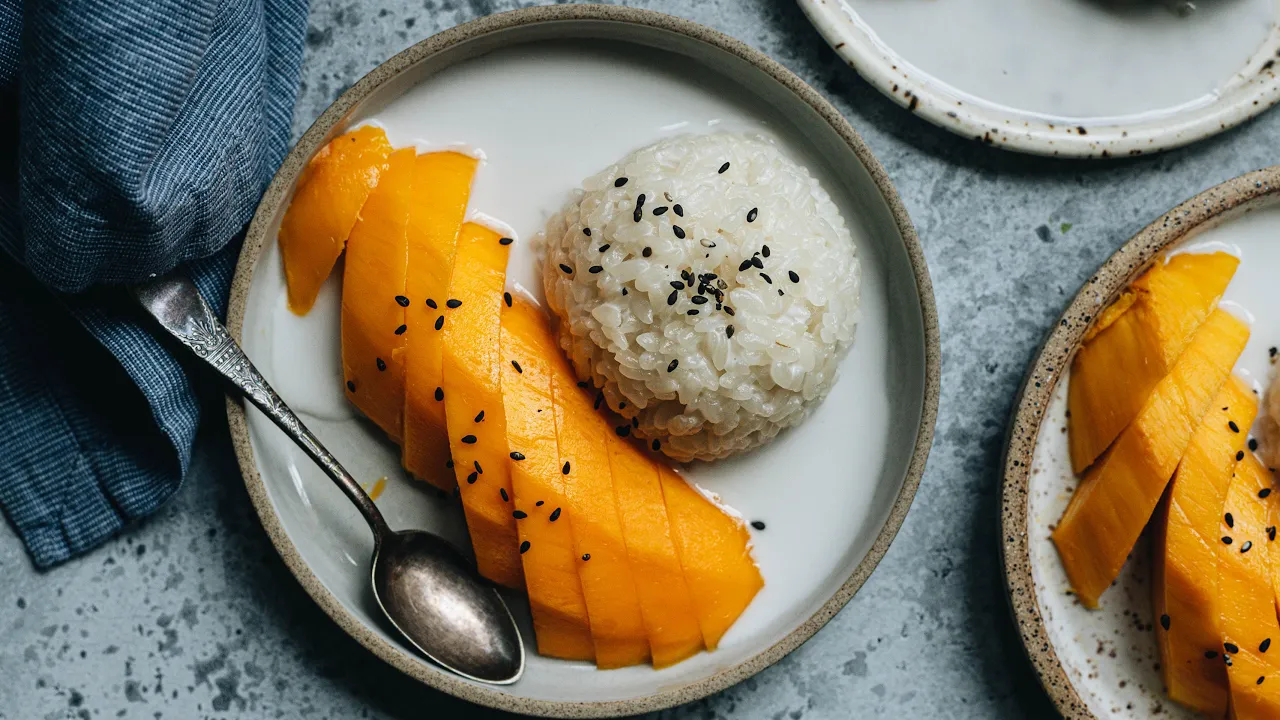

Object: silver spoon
[133,274,524,685]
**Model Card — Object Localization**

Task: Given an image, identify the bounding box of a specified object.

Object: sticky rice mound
[541,133,860,461]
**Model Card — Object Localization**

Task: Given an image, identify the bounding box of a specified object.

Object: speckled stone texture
[3,1,1278,718]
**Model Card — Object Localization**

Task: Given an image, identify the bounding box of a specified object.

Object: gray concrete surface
[5,1,1280,718]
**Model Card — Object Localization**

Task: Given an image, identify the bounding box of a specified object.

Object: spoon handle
[132,274,392,540]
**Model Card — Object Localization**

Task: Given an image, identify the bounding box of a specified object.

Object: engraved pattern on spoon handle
[132,275,390,540]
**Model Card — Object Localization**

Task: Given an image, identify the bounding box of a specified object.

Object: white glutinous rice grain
[540,133,860,461]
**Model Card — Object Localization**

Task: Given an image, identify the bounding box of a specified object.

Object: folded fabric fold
[0,0,309,568]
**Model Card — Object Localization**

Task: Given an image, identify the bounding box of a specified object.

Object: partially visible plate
[226,6,939,717]
[799,0,1280,158]
[1002,167,1280,718]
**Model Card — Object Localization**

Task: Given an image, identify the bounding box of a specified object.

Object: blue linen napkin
[0,0,309,568]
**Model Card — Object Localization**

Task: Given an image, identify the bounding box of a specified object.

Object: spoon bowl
[133,274,525,685]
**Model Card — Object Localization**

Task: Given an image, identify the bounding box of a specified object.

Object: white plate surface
[1028,200,1280,718]
[238,37,929,704]
[799,0,1280,157]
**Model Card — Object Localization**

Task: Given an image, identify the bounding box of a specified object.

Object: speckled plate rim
[999,166,1280,718]
[796,0,1280,158]
[223,5,940,717]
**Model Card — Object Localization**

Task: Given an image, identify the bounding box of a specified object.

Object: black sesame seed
[1160,614,1171,630]
[467,472,478,484]
[536,500,544,507]
[513,510,527,519]
[752,256,764,270]
[1270,526,1277,541]
[1262,488,1274,499]
[583,227,592,237]
[598,244,610,252]
[653,206,668,216]
[778,289,784,297]
[562,461,571,475]
[718,161,730,174]
[504,292,513,307]
[667,359,679,373]
[618,401,626,409]
[394,324,407,335]
[549,507,562,522]
[1251,438,1259,451]
[1259,676,1266,685]
[747,207,758,223]
[1243,541,1254,553]
[474,410,485,423]
[762,244,771,258]
[751,520,766,531]
[520,541,531,554]
[435,387,444,402]
[652,439,661,451]
[1227,512,1235,528]
[1206,650,1218,659]
[510,452,525,461]
[789,270,800,283]
[673,204,683,217]
[461,435,477,444]
[1238,451,1246,461]
[446,459,454,469]
[1224,536,1234,544]
[759,273,772,284]
[726,325,735,339]
[376,357,387,371]
[1230,421,1241,433]
[1226,655,1234,666]
[581,553,591,561]
[738,259,753,272]
[426,298,437,309]
[643,247,653,258]
[446,299,461,309]
[691,295,708,305]
[634,209,642,223]
[673,225,686,239]
[1226,642,1241,654]
[499,237,514,246]
[577,381,588,389]
[616,425,630,437]
[1265,639,1274,653]
[637,193,646,207]
[395,295,410,307]
[589,265,603,274]
[621,288,628,296]
[687,309,699,316]
[670,281,685,290]
[473,460,483,474]
[1271,346,1277,358]
[594,392,604,410]
[434,315,445,331]
[346,380,356,392]
[511,360,522,373]
[614,177,628,187]
[667,290,678,306]
[560,264,573,274]
[724,306,735,316]
[500,488,509,502]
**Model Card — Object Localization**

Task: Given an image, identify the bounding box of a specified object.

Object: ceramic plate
[225,6,939,717]
[1002,167,1280,718]
[798,0,1280,158]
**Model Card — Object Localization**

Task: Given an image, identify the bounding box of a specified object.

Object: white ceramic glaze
[1027,200,1280,718]
[238,38,930,704]
[798,0,1280,157]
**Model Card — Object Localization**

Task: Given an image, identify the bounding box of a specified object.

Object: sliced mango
[440,222,522,589]
[1054,308,1249,608]
[1219,454,1280,718]
[1154,376,1257,716]
[548,349,650,669]
[659,465,764,650]
[607,434,705,668]
[1068,252,1239,473]
[340,147,415,441]
[500,299,594,662]
[280,125,393,314]
[402,152,478,490]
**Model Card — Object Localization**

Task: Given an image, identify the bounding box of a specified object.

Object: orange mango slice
[401,151,478,490]
[1219,454,1280,718]
[280,125,393,314]
[440,222,522,589]
[499,299,595,662]
[659,464,763,650]
[1154,375,1257,716]
[607,433,705,668]
[340,147,415,440]
[1054,308,1249,608]
[1068,252,1238,473]
[548,349,650,669]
